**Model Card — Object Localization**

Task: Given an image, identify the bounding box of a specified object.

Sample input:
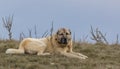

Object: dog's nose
[61,38,67,44]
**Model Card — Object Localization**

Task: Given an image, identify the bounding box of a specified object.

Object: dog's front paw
[77,53,88,59]
[82,55,88,59]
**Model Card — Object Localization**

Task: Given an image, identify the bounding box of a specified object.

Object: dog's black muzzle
[60,38,68,44]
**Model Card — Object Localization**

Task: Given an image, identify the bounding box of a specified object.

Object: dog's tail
[5,48,24,54]
[5,40,25,54]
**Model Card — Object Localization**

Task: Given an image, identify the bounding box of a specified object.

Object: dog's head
[55,28,72,45]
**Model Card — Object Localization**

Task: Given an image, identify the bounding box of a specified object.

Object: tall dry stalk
[50,21,54,37]
[2,15,13,40]
[19,32,26,41]
[28,29,32,38]
[90,26,108,44]
[115,34,119,45]
[80,35,88,43]
[42,30,48,38]
[34,25,37,38]
[73,32,75,46]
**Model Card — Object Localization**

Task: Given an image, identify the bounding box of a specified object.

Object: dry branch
[90,26,108,44]
[2,15,13,40]
[42,30,49,38]
[28,29,32,38]
[34,25,37,38]
[73,32,75,46]
[115,34,119,45]
[19,32,26,41]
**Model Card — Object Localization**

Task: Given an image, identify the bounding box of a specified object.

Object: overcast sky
[0,0,120,43]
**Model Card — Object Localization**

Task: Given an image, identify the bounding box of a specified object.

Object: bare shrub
[28,28,32,38]
[42,30,49,38]
[79,35,88,43]
[73,32,76,47]
[90,26,108,44]
[19,32,26,41]
[2,15,13,40]
[34,25,37,38]
[115,34,119,45]
[50,21,54,38]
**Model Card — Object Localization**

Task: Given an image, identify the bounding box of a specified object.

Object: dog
[6,28,88,59]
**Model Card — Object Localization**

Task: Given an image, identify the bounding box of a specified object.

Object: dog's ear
[69,29,71,34]
[56,29,60,35]
[56,31,59,35]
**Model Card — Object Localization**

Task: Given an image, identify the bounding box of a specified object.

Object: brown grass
[0,40,120,69]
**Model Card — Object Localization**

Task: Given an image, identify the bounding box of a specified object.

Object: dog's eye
[66,33,69,35]
[59,33,63,35]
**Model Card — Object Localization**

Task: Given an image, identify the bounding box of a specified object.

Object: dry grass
[0,40,120,69]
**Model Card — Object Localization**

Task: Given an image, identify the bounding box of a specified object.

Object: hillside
[0,40,120,69]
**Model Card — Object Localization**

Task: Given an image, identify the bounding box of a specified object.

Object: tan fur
[5,28,88,59]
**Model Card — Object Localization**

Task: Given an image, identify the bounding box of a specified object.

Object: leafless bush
[34,25,37,38]
[73,32,76,46]
[2,15,13,40]
[90,26,108,44]
[28,28,32,38]
[50,21,54,37]
[80,35,88,43]
[42,30,49,38]
[115,34,119,45]
[19,32,26,41]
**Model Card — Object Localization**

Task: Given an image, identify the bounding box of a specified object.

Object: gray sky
[0,0,120,43]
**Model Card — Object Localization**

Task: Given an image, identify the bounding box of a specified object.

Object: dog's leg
[60,52,87,59]
[37,52,51,56]
[70,52,88,59]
